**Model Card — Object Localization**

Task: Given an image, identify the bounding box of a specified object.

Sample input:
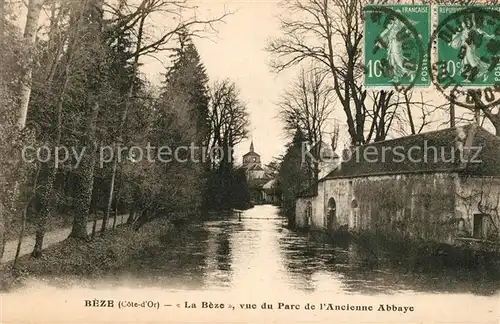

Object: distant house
[242,141,279,205]
[295,124,500,248]
[242,140,265,180]
[262,179,280,205]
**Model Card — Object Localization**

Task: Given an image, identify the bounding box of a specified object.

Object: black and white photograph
[0,0,499,323]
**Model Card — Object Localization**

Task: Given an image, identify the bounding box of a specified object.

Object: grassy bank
[0,218,173,292]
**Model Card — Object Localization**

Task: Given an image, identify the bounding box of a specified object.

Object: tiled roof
[243,151,260,157]
[324,124,500,179]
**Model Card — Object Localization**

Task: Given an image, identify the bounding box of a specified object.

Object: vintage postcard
[0,0,499,323]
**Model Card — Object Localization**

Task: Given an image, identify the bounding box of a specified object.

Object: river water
[115,205,500,296]
[6,205,499,324]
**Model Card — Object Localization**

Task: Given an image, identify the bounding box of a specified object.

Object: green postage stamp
[364,4,431,89]
[435,5,499,87]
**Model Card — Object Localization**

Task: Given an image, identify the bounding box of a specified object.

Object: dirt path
[1,214,128,264]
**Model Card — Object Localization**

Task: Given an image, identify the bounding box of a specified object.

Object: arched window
[326,197,336,231]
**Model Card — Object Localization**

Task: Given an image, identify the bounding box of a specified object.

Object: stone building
[242,140,265,180]
[295,124,500,247]
[241,141,278,204]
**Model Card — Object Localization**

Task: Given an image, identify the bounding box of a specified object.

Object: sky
[17,0,326,166]
[24,0,495,166]
[141,0,297,166]
[139,0,467,166]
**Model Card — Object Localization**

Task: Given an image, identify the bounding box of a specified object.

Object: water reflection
[112,205,500,295]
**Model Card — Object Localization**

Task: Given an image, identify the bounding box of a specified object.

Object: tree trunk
[91,211,97,238]
[0,0,5,37]
[31,163,56,257]
[69,101,99,240]
[101,156,117,233]
[18,0,43,129]
[13,207,27,267]
[15,163,41,261]
[112,201,118,230]
[68,0,104,240]
[103,13,145,233]
[0,204,5,261]
[126,208,135,225]
[31,48,71,257]
[133,209,150,231]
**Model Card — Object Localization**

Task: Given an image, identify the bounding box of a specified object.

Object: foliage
[204,78,251,212]
[277,129,313,222]
[0,0,240,265]
[148,32,210,219]
[1,218,173,291]
[0,20,36,257]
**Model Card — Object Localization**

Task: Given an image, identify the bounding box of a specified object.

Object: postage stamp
[430,5,500,109]
[364,4,431,91]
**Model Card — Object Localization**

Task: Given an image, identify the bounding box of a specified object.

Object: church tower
[243,140,261,167]
[242,140,264,180]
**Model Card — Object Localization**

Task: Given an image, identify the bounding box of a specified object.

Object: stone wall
[298,173,460,242]
[296,172,500,243]
[349,173,458,243]
[295,197,314,228]
[455,176,500,240]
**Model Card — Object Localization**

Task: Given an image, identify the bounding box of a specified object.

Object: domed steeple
[242,140,261,167]
[242,139,264,181]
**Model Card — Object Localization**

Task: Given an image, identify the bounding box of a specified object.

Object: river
[107,205,500,296]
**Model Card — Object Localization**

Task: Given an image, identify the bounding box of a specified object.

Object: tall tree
[145,31,210,221]
[29,0,81,256]
[278,129,312,224]
[0,1,36,260]
[165,30,211,145]
[208,79,249,165]
[100,4,143,234]
[278,65,333,182]
[267,0,433,145]
[206,79,250,211]
[18,0,44,129]
[68,0,107,240]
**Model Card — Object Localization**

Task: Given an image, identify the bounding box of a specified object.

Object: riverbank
[0,217,173,292]
[2,214,128,263]
[348,231,500,272]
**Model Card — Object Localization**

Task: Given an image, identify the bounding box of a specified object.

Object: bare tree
[208,79,250,168]
[279,66,333,147]
[268,0,367,145]
[278,65,334,181]
[104,0,232,59]
[268,0,434,145]
[101,0,230,233]
[24,0,231,254]
[369,90,439,138]
[397,91,441,136]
